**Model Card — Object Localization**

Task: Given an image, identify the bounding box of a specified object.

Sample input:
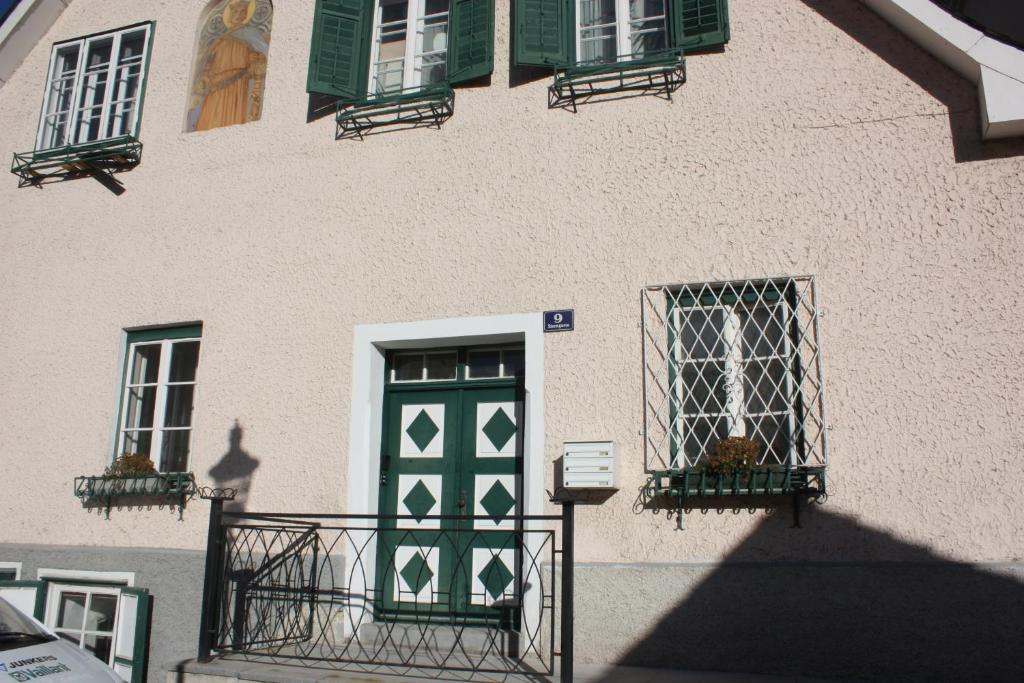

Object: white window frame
[35,22,153,152]
[368,0,449,95]
[117,334,201,472]
[575,0,668,63]
[671,298,800,467]
[0,562,22,581]
[44,582,123,667]
[389,350,459,383]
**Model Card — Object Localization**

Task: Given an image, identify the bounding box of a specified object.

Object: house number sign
[544,310,574,332]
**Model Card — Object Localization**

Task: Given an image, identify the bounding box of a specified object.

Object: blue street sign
[544,309,574,332]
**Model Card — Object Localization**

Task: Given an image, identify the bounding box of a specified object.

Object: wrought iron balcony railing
[548,49,687,112]
[335,84,455,140]
[197,504,575,680]
[11,135,142,187]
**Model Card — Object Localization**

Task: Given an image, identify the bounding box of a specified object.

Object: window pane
[425,352,456,380]
[580,0,616,26]
[502,350,525,378]
[425,0,448,14]
[164,385,195,428]
[106,30,146,138]
[393,354,423,381]
[681,415,729,465]
[42,45,80,148]
[129,344,161,384]
[740,305,787,358]
[468,351,500,378]
[57,593,87,630]
[169,341,200,382]
[580,26,617,62]
[678,308,726,360]
[420,53,447,84]
[74,37,113,143]
[375,0,408,93]
[629,20,667,55]
[680,361,727,414]
[122,429,153,457]
[0,570,16,581]
[746,413,791,465]
[124,385,157,430]
[743,359,790,414]
[85,594,116,632]
[161,430,191,472]
[83,634,113,663]
[630,0,665,19]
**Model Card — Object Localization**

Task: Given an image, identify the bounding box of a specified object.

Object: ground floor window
[47,584,120,665]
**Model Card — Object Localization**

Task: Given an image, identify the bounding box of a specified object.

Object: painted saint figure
[187,0,272,132]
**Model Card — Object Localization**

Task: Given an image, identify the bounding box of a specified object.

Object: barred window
[643,277,827,472]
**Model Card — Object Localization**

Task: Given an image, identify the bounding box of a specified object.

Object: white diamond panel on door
[476,402,517,458]
[471,548,516,607]
[473,474,516,530]
[396,474,442,529]
[400,404,445,458]
[393,546,441,604]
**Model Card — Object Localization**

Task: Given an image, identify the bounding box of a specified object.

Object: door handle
[458,490,467,511]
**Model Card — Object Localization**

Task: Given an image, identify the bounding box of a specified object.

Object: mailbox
[562,441,617,489]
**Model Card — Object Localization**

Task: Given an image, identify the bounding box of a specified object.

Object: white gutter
[0,0,71,90]
[864,0,1024,140]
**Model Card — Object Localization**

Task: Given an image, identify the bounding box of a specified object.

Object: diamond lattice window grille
[641,276,828,472]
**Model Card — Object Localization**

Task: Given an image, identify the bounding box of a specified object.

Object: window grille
[641,276,828,472]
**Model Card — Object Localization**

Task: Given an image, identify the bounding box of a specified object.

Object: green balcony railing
[336,83,455,140]
[74,471,197,519]
[11,135,143,187]
[549,49,686,111]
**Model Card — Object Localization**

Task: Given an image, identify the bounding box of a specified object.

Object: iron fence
[198,502,573,681]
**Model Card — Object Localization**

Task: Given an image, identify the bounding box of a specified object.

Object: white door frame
[344,312,545,635]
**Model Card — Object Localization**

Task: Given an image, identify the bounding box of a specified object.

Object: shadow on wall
[590,505,1024,682]
[799,0,1024,163]
[208,420,259,512]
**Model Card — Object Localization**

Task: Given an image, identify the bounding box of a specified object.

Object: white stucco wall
[0,0,1022,567]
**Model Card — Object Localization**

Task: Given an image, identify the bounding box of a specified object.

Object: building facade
[1,0,1023,681]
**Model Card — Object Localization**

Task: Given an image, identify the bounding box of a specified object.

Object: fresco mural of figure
[186,0,272,132]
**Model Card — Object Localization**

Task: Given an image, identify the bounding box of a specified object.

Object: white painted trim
[0,562,22,580]
[345,311,545,635]
[864,0,1024,139]
[37,568,135,587]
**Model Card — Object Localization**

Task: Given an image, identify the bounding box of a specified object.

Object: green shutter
[307,0,373,99]
[448,0,495,84]
[0,580,47,620]
[514,0,573,66]
[670,0,730,51]
[112,588,151,683]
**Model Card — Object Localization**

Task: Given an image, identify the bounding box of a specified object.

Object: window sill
[73,471,197,519]
[548,50,686,110]
[647,465,827,499]
[11,135,143,187]
[335,83,455,140]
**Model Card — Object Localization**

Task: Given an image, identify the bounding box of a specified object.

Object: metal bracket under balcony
[548,51,686,112]
[335,84,454,140]
[11,135,142,187]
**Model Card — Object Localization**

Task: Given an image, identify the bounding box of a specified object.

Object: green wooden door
[376,354,521,625]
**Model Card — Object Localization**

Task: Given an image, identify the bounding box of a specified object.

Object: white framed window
[45,583,122,666]
[576,0,668,63]
[369,0,449,94]
[638,277,828,473]
[116,326,202,472]
[37,571,150,682]
[0,562,22,581]
[36,22,153,151]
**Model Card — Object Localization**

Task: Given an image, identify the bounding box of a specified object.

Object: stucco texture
[0,0,1022,571]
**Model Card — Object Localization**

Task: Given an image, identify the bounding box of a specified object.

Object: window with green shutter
[307,0,494,137]
[515,0,727,109]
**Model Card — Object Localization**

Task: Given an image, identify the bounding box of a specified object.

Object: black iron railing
[197,502,574,681]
